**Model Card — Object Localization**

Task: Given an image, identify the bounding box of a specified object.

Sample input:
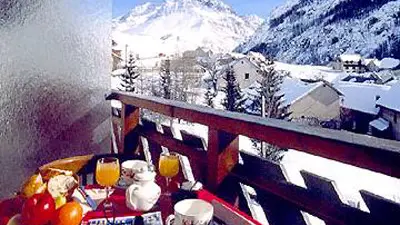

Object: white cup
[121,160,149,185]
[166,199,214,225]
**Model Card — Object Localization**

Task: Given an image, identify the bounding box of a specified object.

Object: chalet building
[292,81,343,120]
[375,83,400,140]
[244,78,343,122]
[217,51,267,90]
[286,80,343,121]
[332,55,400,78]
[337,82,391,134]
[229,57,261,89]
[219,52,343,122]
[338,54,366,73]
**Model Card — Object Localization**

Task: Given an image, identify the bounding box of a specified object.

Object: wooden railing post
[121,104,140,155]
[207,128,239,191]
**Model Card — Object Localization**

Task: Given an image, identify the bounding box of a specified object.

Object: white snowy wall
[0,0,111,198]
[218,58,260,90]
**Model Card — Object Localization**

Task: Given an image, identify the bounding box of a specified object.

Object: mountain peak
[112,0,264,55]
[163,0,234,13]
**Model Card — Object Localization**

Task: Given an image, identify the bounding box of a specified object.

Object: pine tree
[249,59,291,161]
[119,53,140,92]
[221,67,246,112]
[199,56,220,108]
[160,59,172,99]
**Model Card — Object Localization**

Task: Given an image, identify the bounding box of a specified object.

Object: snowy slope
[236,0,400,65]
[113,0,264,57]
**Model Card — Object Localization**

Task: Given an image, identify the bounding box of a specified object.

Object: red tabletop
[81,183,262,225]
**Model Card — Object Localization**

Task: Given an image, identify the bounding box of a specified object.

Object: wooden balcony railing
[106,90,400,225]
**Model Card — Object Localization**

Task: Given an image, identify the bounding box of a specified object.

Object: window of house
[245,73,250,80]
[241,61,244,64]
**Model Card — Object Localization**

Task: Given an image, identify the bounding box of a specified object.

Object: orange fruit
[52,201,82,225]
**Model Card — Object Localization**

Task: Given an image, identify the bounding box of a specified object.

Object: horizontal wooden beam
[106,91,400,179]
[136,125,207,164]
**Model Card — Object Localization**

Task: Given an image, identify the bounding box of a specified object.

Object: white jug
[125,169,161,212]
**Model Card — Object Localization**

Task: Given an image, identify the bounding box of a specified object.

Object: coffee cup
[121,160,149,185]
[166,199,214,225]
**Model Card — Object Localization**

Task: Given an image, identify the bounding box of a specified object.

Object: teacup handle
[165,214,175,225]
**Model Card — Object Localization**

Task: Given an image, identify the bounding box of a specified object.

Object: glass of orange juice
[158,152,180,195]
[96,157,120,213]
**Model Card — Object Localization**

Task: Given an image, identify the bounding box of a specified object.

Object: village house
[229,56,261,88]
[336,82,391,134]
[282,79,343,121]
[217,52,268,89]
[374,83,400,140]
[244,78,343,122]
[219,52,343,122]
[338,54,367,73]
[332,55,400,84]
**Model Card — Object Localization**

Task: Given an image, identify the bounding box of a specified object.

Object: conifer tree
[160,59,172,99]
[119,53,140,92]
[248,59,291,161]
[221,67,246,112]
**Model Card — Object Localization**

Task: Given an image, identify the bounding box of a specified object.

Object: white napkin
[72,188,115,214]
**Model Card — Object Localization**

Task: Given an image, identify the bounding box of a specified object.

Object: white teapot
[125,167,161,212]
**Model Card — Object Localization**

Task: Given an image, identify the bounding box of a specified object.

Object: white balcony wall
[0,0,111,198]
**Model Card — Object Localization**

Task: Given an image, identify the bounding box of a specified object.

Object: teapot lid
[134,170,156,182]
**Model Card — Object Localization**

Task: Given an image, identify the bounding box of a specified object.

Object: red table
[81,184,262,225]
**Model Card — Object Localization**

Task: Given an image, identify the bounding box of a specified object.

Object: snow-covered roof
[339,54,362,62]
[379,57,400,70]
[111,68,126,76]
[335,82,391,115]
[376,82,400,112]
[281,78,322,107]
[228,52,246,59]
[247,51,266,61]
[369,117,390,131]
[375,70,395,83]
[243,78,324,108]
[231,57,260,71]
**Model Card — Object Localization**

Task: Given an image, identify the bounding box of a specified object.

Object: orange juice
[96,162,120,187]
[159,154,180,178]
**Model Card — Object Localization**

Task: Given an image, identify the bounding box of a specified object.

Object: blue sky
[113,0,285,18]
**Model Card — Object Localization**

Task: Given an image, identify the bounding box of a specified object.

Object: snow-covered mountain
[236,0,400,65]
[112,0,264,57]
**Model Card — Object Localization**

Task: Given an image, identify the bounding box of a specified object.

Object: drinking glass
[158,152,180,195]
[96,157,120,223]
